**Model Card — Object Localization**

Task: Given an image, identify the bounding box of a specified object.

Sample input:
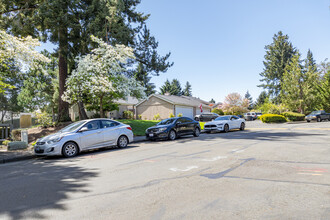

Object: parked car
[256,112,262,117]
[244,112,257,120]
[204,115,245,133]
[194,112,219,121]
[146,117,201,141]
[305,110,330,122]
[34,119,133,158]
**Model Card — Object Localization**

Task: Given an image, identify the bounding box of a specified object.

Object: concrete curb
[0,154,36,164]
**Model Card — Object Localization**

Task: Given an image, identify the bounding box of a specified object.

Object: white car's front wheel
[224,124,229,133]
[117,135,128,148]
[62,142,79,158]
[240,122,245,131]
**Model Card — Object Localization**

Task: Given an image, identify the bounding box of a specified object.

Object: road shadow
[0,159,99,219]
[173,129,323,144]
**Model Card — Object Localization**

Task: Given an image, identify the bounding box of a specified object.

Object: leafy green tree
[281,52,319,114]
[259,31,296,103]
[1,0,173,121]
[183,81,192,96]
[170,79,182,96]
[315,61,330,112]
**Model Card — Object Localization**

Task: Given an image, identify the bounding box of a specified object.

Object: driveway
[0,121,329,219]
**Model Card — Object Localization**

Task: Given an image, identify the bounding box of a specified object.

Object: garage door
[175,106,194,119]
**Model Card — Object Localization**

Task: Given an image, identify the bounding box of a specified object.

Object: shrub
[281,112,305,121]
[153,113,161,120]
[138,114,142,120]
[123,111,134,119]
[12,129,21,141]
[2,140,11,146]
[36,112,54,128]
[259,114,287,123]
[169,113,175,118]
[177,113,183,117]
[91,113,101,118]
[212,108,224,115]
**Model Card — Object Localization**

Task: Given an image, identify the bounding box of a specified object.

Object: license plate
[149,133,154,137]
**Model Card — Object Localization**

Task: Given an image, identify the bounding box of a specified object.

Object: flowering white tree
[0,30,50,93]
[62,36,146,118]
[222,93,249,114]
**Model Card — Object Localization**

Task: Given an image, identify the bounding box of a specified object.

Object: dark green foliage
[182,81,192,96]
[259,114,287,123]
[316,61,330,112]
[259,31,296,103]
[244,90,253,109]
[281,112,305,121]
[160,79,182,96]
[255,91,268,107]
[209,98,216,104]
[123,111,134,119]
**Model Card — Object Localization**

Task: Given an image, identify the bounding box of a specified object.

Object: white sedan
[204,115,245,133]
[34,119,133,158]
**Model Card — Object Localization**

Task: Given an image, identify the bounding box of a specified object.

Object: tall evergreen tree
[244,90,253,109]
[255,91,268,107]
[1,0,173,121]
[316,61,330,112]
[170,79,182,96]
[182,81,192,96]
[209,98,216,104]
[160,79,172,95]
[259,31,296,104]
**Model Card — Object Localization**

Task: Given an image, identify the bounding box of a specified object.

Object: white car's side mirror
[79,127,88,132]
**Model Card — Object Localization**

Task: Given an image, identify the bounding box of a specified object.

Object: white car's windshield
[311,111,321,115]
[60,121,86,133]
[215,116,230,121]
[158,118,176,125]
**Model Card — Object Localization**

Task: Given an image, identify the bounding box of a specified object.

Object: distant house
[135,94,212,120]
[69,97,139,120]
[212,102,223,110]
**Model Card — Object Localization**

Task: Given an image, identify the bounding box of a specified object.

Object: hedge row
[259,114,287,123]
[281,112,305,121]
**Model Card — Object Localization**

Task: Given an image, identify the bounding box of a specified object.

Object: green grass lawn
[119,119,206,136]
[118,119,159,136]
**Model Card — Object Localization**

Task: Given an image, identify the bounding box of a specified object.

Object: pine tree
[183,81,192,96]
[255,91,268,107]
[160,79,172,95]
[170,79,182,96]
[259,31,296,104]
[209,98,216,104]
[244,90,253,109]
[316,61,330,112]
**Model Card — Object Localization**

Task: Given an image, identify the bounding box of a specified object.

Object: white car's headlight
[47,137,63,144]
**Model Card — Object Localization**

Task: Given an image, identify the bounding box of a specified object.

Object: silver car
[34,119,133,157]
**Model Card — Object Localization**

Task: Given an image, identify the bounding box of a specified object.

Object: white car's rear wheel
[117,135,128,148]
[224,124,229,133]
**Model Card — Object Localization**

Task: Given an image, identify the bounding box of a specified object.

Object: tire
[317,117,321,122]
[195,117,199,121]
[193,127,200,137]
[117,135,128,148]
[306,120,310,123]
[224,124,229,133]
[62,142,79,158]
[240,122,245,131]
[168,130,177,140]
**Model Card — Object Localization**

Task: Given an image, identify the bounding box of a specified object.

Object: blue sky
[38,0,330,103]
[136,0,330,103]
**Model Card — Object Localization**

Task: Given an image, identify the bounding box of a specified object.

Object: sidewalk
[0,136,148,164]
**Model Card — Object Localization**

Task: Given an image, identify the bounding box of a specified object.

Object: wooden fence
[0,124,12,141]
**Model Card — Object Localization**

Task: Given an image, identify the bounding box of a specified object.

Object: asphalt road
[0,121,329,220]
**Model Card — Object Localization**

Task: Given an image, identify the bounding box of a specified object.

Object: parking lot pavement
[0,122,329,219]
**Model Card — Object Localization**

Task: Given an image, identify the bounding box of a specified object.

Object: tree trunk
[57,27,70,122]
[100,95,104,118]
[78,101,88,120]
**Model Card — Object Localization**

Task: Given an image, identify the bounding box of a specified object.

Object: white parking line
[201,156,227,162]
[170,166,198,172]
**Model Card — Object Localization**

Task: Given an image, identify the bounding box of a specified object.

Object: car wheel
[168,130,176,140]
[317,117,321,122]
[224,124,229,133]
[117,135,128,148]
[195,117,199,121]
[193,127,200,137]
[240,122,245,131]
[62,142,79,158]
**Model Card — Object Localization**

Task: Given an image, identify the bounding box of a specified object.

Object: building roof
[115,96,139,105]
[136,94,212,108]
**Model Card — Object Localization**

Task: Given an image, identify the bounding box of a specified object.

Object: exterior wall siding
[136,96,174,120]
